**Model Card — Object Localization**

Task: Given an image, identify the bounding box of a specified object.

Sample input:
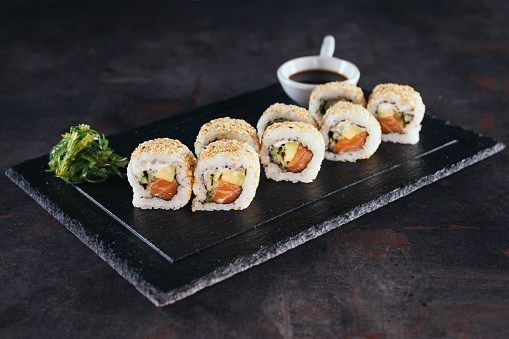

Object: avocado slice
[139,169,157,188]
[221,169,246,186]
[155,166,176,182]
[269,141,300,171]
[330,124,364,141]
[204,169,222,191]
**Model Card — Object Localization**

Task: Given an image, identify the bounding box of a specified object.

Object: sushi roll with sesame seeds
[127,138,196,210]
[320,102,381,162]
[367,83,425,144]
[256,103,318,141]
[194,117,260,157]
[192,139,260,211]
[261,121,325,183]
[309,82,366,124]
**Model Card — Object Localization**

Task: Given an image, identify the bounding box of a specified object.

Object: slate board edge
[7,141,503,307]
[4,167,162,301]
[147,141,504,307]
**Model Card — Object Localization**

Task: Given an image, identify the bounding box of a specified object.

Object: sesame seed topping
[130,138,195,163]
[263,120,322,138]
[197,117,257,139]
[325,101,371,117]
[260,103,318,128]
[198,139,258,161]
[368,83,423,106]
[310,82,366,105]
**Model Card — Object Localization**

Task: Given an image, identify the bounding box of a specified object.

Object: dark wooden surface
[9,85,499,307]
[1,0,509,337]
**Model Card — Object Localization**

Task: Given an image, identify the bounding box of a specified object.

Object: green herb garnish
[265,118,289,129]
[47,124,128,184]
[319,97,352,114]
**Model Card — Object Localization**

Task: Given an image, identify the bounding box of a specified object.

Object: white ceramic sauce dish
[277,35,360,107]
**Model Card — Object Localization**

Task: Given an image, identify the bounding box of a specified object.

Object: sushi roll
[256,103,318,141]
[367,83,425,144]
[261,121,325,183]
[194,117,260,157]
[192,139,260,211]
[309,82,366,124]
[127,138,195,210]
[320,102,381,162]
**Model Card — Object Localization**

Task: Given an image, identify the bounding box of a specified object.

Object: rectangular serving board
[6,84,504,306]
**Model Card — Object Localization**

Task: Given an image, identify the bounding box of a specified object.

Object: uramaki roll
[194,117,260,157]
[192,139,260,211]
[320,102,381,162]
[367,83,425,144]
[309,82,366,124]
[261,121,325,183]
[127,138,195,210]
[256,103,318,141]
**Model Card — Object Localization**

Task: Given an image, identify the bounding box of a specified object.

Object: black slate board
[5,84,505,306]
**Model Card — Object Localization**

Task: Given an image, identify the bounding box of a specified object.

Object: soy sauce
[290,69,348,84]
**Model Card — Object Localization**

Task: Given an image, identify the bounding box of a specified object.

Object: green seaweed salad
[47,124,128,184]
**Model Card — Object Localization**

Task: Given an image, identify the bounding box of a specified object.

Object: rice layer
[192,139,260,211]
[309,82,366,124]
[367,83,425,144]
[194,117,260,157]
[320,102,381,162]
[261,121,325,183]
[127,138,196,210]
[256,103,318,141]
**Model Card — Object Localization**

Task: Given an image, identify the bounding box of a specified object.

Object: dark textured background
[1,0,509,337]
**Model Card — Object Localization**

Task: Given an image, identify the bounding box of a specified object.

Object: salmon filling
[149,178,178,200]
[286,145,313,172]
[269,142,313,173]
[204,168,246,204]
[333,131,367,153]
[328,120,368,154]
[136,165,178,201]
[376,103,413,134]
[212,180,243,204]
[378,116,405,133]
